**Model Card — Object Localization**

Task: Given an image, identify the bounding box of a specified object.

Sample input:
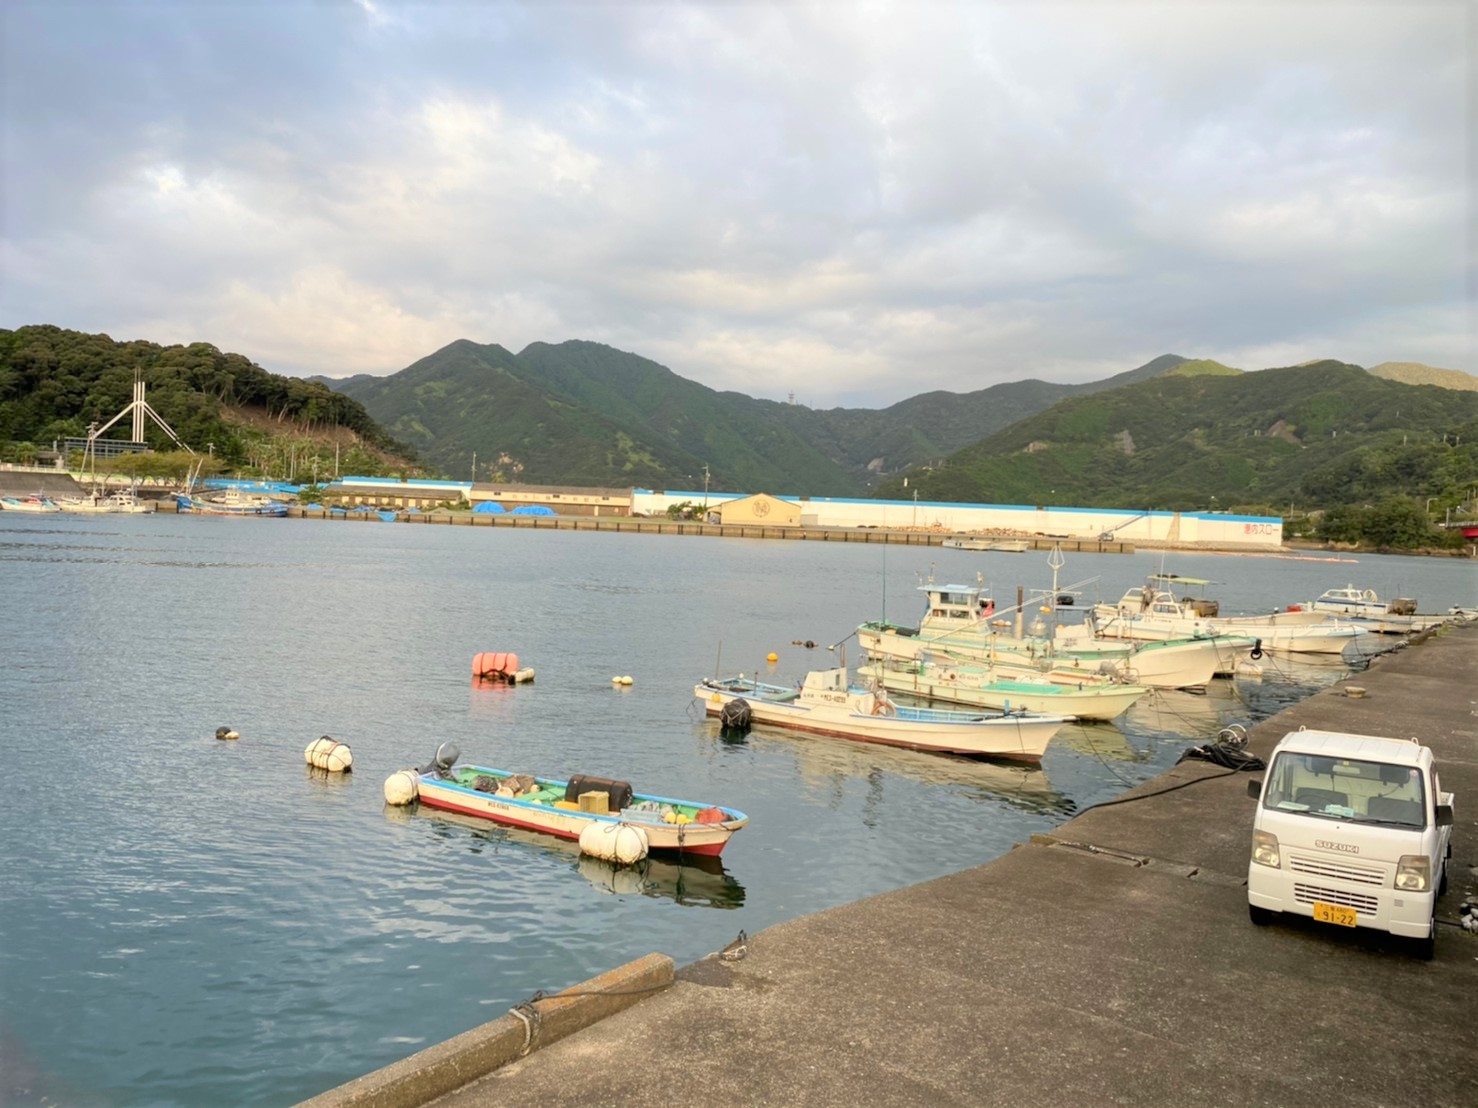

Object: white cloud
[0,1,1469,405]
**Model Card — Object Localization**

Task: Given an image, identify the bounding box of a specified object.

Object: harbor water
[0,513,1472,1105]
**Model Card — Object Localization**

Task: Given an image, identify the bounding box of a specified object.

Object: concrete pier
[310,623,1477,1107]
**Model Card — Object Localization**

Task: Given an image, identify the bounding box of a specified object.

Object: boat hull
[174,494,289,517]
[0,497,60,513]
[415,768,746,856]
[858,661,1147,721]
[1091,605,1363,656]
[695,680,1066,762]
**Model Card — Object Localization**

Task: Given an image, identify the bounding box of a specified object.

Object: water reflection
[1051,721,1143,763]
[714,722,1075,817]
[399,806,746,909]
[1119,682,1246,740]
[303,765,354,791]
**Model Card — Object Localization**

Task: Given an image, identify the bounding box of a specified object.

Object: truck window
[1262,752,1426,825]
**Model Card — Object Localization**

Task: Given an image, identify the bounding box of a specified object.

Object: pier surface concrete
[417,626,1478,1107]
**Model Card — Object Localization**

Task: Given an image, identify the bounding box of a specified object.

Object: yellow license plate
[1312,902,1358,928]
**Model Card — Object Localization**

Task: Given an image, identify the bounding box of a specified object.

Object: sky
[1,1,1472,408]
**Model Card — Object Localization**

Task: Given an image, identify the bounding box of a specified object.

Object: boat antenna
[713,640,722,680]
[881,541,887,624]
[1047,543,1065,632]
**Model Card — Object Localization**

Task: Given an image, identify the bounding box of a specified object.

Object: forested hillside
[874,361,1478,517]
[0,325,417,477]
[332,339,1190,492]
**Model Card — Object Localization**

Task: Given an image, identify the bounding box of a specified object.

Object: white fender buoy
[578,821,649,865]
[620,675,633,686]
[383,769,419,805]
[215,726,239,741]
[305,736,353,773]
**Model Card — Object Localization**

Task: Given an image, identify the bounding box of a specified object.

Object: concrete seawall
[303,622,1477,1107]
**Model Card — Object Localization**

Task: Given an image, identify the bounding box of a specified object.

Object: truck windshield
[1262,751,1427,826]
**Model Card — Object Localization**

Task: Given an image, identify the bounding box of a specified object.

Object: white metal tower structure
[89,371,194,454]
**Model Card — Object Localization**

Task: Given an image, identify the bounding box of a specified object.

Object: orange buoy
[473,652,520,681]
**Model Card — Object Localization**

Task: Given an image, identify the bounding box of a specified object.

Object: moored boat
[408,748,747,857]
[1300,585,1446,634]
[858,577,1241,688]
[858,655,1149,721]
[0,494,61,513]
[695,665,1069,762]
[1093,577,1369,656]
[174,489,289,517]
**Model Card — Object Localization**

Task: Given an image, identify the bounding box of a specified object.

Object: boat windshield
[1261,751,1427,826]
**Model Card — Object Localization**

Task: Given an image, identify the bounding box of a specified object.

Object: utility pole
[701,463,710,511]
[472,451,477,483]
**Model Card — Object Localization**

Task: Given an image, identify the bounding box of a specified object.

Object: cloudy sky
[1,1,1470,407]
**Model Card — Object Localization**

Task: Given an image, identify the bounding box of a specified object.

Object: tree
[1363,496,1436,549]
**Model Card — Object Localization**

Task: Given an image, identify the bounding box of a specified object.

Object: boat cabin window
[1260,752,1427,826]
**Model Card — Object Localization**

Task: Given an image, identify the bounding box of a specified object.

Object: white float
[305,736,353,773]
[383,769,420,805]
[578,821,649,865]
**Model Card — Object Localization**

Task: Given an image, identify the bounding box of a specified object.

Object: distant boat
[941,537,1030,552]
[174,488,288,517]
[695,664,1069,762]
[0,494,61,513]
[54,488,151,514]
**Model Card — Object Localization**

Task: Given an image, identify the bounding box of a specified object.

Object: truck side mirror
[1435,803,1453,827]
[1247,779,1263,799]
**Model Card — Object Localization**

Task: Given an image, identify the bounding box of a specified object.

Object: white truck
[1246,727,1455,959]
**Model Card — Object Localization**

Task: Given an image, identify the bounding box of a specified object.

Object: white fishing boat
[941,537,1030,552]
[1300,585,1446,634]
[1093,577,1369,656]
[857,655,1148,721]
[54,487,150,514]
[857,575,1245,688]
[695,664,1069,762]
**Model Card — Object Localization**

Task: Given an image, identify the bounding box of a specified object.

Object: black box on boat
[565,775,632,811]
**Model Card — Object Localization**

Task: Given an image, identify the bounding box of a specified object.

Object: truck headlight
[1251,829,1280,868]
[1394,855,1430,892]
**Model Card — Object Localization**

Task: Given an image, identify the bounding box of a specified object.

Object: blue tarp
[376,510,398,522]
[472,501,507,514]
[510,505,556,516]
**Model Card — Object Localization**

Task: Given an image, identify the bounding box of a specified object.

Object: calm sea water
[1,514,1473,1105]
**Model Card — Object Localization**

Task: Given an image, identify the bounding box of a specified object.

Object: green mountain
[0,325,417,475]
[330,340,1192,492]
[874,361,1478,512]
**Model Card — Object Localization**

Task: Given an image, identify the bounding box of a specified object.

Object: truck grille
[1294,883,1379,912]
[1288,853,1384,886]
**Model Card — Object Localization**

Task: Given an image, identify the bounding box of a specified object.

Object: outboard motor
[419,742,461,778]
[719,698,752,733]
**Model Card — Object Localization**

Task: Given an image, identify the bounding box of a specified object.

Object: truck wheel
[1249,904,1275,927]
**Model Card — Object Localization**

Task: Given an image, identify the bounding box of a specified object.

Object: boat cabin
[920,583,996,623]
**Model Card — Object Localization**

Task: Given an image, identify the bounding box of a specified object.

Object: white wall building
[631,489,1284,549]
